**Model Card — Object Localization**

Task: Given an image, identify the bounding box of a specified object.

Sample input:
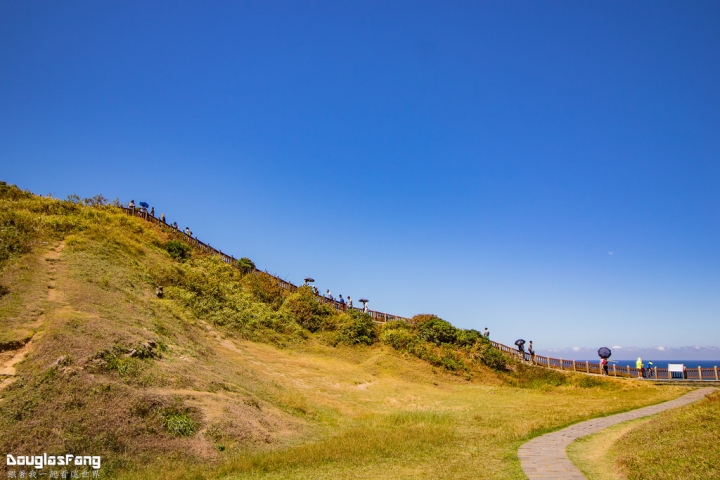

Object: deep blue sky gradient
[2,1,719,353]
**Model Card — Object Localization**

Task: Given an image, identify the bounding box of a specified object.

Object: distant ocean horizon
[586,360,720,369]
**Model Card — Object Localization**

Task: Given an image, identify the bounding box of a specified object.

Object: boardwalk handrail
[489,340,720,381]
[120,206,720,382]
[119,206,411,323]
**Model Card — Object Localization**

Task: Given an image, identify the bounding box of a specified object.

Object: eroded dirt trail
[0,242,65,392]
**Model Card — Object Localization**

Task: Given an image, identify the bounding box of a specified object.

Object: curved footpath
[518,387,716,479]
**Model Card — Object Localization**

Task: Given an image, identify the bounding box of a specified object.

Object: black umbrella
[359,299,369,303]
[598,347,612,359]
[304,277,315,283]
[515,339,525,347]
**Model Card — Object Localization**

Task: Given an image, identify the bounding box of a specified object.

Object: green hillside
[0,182,686,479]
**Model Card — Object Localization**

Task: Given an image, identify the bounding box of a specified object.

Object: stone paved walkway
[518,387,716,479]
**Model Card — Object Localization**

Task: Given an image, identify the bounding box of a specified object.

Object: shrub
[237,257,256,274]
[439,346,468,372]
[417,317,458,345]
[0,210,38,264]
[380,321,415,350]
[165,240,191,262]
[163,413,197,437]
[456,329,482,347]
[281,286,332,332]
[242,272,287,310]
[337,310,376,345]
[468,339,507,371]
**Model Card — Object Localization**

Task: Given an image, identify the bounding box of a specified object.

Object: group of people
[323,289,369,313]
[128,200,193,237]
[516,339,536,363]
[301,280,369,313]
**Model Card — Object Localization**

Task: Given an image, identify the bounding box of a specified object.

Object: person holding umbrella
[598,347,612,376]
[515,339,526,360]
[359,299,369,313]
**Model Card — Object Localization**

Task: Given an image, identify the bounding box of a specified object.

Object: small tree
[237,257,256,275]
[166,240,191,262]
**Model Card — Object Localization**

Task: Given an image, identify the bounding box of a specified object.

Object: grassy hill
[0,182,687,479]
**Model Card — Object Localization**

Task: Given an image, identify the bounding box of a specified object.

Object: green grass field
[0,182,695,479]
[568,390,720,480]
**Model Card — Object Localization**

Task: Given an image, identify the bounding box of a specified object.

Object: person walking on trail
[363,302,369,313]
[161,213,166,223]
[483,328,490,339]
[338,295,346,311]
[636,357,644,378]
[185,227,192,236]
[528,341,535,364]
[347,296,353,309]
[326,289,333,301]
[516,339,526,359]
[150,207,155,217]
[601,357,609,376]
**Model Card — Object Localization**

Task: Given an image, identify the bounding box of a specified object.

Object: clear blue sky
[2,1,719,353]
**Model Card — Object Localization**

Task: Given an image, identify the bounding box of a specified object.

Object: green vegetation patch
[613,391,720,479]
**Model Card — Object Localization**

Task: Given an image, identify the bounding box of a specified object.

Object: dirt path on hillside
[0,242,65,392]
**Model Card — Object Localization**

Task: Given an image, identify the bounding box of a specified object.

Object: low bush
[379,321,415,350]
[163,412,197,437]
[165,240,191,261]
[336,310,376,345]
[417,317,458,345]
[281,286,333,332]
[237,257,256,274]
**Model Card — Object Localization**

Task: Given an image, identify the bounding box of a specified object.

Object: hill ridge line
[120,206,720,383]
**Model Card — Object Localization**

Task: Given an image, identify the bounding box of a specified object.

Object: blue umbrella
[139,201,149,208]
[598,347,612,359]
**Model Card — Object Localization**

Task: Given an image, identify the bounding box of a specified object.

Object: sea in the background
[609,360,720,369]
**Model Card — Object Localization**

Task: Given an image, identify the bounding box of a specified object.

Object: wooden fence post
[715,366,719,381]
[699,367,703,381]
[613,364,617,376]
[560,358,563,370]
[572,360,576,371]
[585,360,589,373]
[654,366,658,379]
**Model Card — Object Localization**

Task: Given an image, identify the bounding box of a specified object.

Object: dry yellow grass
[0,185,691,479]
[567,417,651,480]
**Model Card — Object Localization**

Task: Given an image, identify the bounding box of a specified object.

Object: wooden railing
[490,340,720,380]
[121,206,720,382]
[120,206,410,323]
